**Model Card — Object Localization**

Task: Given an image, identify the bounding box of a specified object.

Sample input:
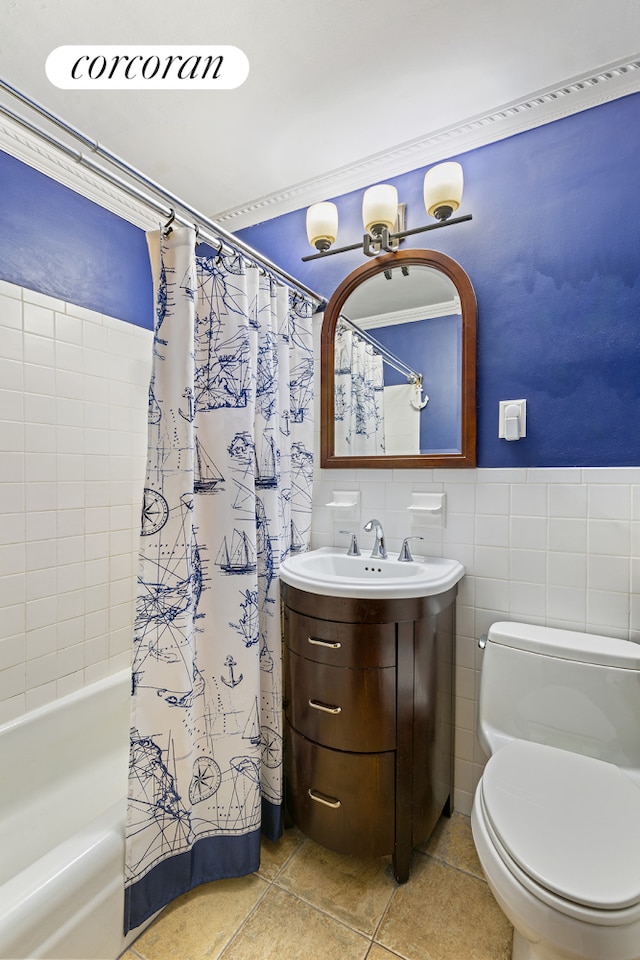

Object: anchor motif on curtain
[222,655,243,688]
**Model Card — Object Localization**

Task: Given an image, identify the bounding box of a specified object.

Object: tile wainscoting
[311,466,640,813]
[0,280,152,723]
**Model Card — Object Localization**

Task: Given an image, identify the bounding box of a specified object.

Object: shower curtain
[124,226,314,932]
[334,326,385,456]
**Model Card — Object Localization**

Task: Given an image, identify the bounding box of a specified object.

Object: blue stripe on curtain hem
[124,799,283,934]
[124,830,260,933]
[262,796,284,844]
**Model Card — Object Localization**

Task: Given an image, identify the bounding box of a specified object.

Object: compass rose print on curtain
[124,226,314,932]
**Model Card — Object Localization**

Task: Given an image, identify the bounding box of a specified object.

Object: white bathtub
[0,669,145,960]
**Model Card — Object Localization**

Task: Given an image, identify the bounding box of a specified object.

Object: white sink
[279,546,464,599]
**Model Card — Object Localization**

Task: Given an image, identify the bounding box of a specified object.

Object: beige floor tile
[419,811,485,879]
[366,946,405,960]
[219,885,370,960]
[256,826,304,881]
[377,854,513,960]
[276,838,396,935]
[131,874,268,960]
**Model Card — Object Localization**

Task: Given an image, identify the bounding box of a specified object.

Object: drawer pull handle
[308,788,341,809]
[308,636,341,649]
[308,699,342,715]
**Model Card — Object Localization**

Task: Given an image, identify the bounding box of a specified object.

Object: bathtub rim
[0,667,131,738]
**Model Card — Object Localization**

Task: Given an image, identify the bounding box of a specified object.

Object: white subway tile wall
[313,464,640,813]
[312,304,640,815]
[0,280,152,724]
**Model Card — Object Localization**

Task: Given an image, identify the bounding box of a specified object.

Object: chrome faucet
[363,518,387,560]
[339,529,360,556]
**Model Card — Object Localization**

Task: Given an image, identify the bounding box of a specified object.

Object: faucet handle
[339,530,360,556]
[398,536,424,562]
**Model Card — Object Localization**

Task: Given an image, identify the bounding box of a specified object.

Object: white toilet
[471,621,640,960]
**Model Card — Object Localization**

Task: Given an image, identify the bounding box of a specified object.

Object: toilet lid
[481,740,640,910]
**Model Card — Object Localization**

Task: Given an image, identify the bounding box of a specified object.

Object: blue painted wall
[374,314,461,452]
[238,94,640,468]
[2,93,639,466]
[0,149,154,329]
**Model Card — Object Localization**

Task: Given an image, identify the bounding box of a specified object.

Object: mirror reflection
[321,250,476,468]
[335,266,461,457]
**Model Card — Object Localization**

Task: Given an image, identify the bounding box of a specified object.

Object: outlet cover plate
[498,399,527,439]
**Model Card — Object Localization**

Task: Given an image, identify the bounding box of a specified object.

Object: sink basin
[279,547,464,599]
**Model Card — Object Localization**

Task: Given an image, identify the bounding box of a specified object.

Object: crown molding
[0,113,161,231]
[1,55,639,236]
[360,298,461,330]
[215,55,640,231]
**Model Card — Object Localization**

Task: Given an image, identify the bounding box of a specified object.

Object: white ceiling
[2,0,640,231]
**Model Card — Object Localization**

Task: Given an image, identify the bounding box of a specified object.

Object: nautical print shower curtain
[334,325,385,456]
[124,226,314,932]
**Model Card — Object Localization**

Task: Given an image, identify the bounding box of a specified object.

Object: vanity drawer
[286,610,395,668]
[285,723,395,858]
[285,648,396,752]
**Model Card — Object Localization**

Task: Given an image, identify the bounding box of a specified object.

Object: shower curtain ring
[162,208,176,237]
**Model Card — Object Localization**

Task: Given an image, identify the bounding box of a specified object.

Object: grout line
[217,877,274,959]
[364,942,408,960]
[219,835,313,958]
[216,868,284,960]
[270,874,384,942]
[256,830,306,882]
[268,838,399,946]
[422,849,488,884]
[369,867,400,947]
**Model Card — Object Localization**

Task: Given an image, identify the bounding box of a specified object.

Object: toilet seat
[480,740,640,915]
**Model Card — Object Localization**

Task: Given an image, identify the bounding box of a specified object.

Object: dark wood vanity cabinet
[281,582,457,883]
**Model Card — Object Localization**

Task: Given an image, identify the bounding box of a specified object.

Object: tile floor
[122,813,513,960]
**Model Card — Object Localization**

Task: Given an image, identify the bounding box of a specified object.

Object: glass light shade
[423,162,464,219]
[306,202,338,249]
[362,184,398,235]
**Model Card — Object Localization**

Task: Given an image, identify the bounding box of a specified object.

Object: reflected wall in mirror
[321,249,477,468]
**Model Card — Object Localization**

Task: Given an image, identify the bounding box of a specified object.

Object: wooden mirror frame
[320,248,477,469]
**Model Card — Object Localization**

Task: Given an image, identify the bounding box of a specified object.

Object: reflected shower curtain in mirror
[124,227,314,932]
[334,326,385,456]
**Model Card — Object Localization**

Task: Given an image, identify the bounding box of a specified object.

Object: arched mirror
[321,249,476,468]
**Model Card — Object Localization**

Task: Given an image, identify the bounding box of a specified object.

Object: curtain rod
[338,314,421,384]
[0,76,325,305]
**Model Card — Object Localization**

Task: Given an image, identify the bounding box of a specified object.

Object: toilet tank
[478,621,640,772]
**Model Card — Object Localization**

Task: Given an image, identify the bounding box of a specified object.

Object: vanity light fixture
[303,162,471,262]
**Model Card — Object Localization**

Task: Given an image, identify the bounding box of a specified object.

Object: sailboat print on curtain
[124,228,314,933]
[194,436,224,492]
[216,529,257,575]
[254,433,278,488]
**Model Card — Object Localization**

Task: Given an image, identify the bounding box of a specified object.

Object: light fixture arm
[302,213,472,262]
[363,224,400,258]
